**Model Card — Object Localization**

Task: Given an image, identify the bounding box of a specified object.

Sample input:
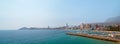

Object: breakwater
[67,32,120,42]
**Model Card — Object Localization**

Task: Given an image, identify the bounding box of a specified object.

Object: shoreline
[67,32,120,43]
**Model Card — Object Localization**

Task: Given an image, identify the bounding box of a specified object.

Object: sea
[0,29,117,44]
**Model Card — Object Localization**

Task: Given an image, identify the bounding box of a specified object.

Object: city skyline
[0,0,120,29]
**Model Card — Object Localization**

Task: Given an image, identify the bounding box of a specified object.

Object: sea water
[0,30,117,44]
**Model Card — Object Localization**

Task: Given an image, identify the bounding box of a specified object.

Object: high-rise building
[65,23,69,29]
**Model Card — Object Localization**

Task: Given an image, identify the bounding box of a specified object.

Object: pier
[67,32,120,42]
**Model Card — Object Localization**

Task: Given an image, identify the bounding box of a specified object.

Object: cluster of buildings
[19,23,120,31]
[66,23,120,40]
[62,23,120,31]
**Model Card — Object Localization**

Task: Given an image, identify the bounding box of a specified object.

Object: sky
[0,0,120,29]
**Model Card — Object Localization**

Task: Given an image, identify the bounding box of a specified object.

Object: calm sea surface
[0,30,117,44]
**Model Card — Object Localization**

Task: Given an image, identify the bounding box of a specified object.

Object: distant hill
[105,16,120,24]
[19,27,65,30]
[88,16,120,25]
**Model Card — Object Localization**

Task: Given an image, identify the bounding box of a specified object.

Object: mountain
[105,16,120,24]
[89,16,120,25]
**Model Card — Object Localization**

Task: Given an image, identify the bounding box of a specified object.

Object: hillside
[105,16,120,23]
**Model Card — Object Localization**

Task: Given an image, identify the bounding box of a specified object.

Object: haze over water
[0,0,120,44]
[0,30,116,44]
[0,0,120,29]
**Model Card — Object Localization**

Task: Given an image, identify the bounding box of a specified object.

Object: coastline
[67,32,120,44]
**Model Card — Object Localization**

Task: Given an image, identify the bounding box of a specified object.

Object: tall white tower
[65,23,69,29]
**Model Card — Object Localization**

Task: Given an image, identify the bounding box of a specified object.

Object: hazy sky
[0,0,120,29]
